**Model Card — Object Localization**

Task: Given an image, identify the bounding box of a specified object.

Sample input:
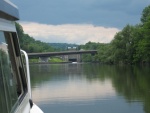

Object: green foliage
[29,57,64,63]
[141,5,150,24]
[80,41,100,50]
[49,57,64,62]
[98,44,114,63]
[79,42,101,62]
[29,59,39,63]
[137,17,150,62]
[111,25,136,64]
[81,54,92,62]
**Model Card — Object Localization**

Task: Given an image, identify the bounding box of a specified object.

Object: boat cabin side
[0,0,43,113]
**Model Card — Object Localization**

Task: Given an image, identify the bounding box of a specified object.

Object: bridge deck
[27,50,97,58]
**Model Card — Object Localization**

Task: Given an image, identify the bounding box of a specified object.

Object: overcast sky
[11,0,150,44]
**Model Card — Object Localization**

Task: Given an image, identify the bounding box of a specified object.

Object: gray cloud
[11,0,150,28]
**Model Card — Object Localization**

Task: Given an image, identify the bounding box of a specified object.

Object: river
[30,63,150,113]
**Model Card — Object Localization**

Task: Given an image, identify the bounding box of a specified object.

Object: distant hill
[48,43,78,51]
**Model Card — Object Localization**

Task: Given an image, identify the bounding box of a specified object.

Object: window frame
[0,31,28,113]
[4,32,28,100]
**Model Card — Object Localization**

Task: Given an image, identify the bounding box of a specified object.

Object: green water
[30,63,150,113]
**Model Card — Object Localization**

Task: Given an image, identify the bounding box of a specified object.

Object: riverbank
[29,61,71,64]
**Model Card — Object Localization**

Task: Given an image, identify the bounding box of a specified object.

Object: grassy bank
[29,57,64,63]
[49,57,64,63]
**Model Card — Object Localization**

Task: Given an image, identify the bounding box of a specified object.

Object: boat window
[0,31,27,113]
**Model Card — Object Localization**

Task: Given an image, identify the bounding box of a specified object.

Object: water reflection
[30,63,150,113]
[32,79,115,103]
[31,64,116,103]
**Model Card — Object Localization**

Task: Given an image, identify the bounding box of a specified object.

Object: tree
[137,16,150,63]
[141,5,150,24]
[111,25,137,64]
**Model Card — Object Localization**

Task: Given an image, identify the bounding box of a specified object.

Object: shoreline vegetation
[29,57,65,63]
[16,5,150,65]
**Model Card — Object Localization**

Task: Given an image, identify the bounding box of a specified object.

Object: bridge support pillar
[62,54,81,62]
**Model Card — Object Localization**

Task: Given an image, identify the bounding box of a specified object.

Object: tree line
[79,5,150,65]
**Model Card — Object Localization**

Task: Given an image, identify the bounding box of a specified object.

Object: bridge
[27,50,97,62]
